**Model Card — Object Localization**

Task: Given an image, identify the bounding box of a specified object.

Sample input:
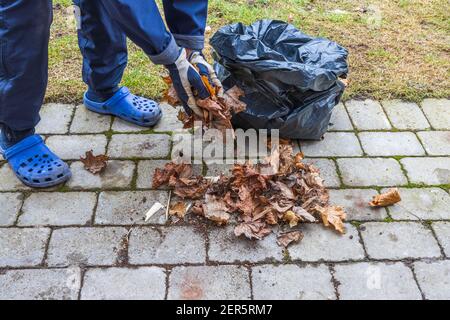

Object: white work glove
[189,51,224,97]
[165,48,209,116]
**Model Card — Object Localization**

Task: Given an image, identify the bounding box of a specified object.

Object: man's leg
[0,0,52,132]
[162,0,208,51]
[74,0,127,102]
[0,0,71,188]
[75,0,169,126]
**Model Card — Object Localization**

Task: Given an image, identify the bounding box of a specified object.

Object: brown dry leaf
[292,206,317,222]
[203,194,230,225]
[277,231,303,248]
[317,206,347,234]
[169,202,187,219]
[152,162,193,189]
[220,86,247,114]
[369,188,401,207]
[234,221,272,240]
[265,210,278,225]
[283,211,300,228]
[80,151,109,174]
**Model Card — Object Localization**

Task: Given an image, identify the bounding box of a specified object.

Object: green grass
[48,0,450,104]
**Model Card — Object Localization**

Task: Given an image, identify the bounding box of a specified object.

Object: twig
[166,190,172,222]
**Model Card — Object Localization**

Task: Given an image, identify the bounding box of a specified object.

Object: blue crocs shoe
[84,87,162,127]
[0,135,71,188]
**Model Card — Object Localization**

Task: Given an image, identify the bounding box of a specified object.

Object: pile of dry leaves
[164,77,246,132]
[153,143,348,248]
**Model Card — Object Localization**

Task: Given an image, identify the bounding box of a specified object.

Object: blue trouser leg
[75,0,180,98]
[0,0,52,131]
[163,0,208,50]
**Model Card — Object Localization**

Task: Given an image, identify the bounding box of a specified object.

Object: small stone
[168,265,251,300]
[345,100,391,130]
[360,222,441,260]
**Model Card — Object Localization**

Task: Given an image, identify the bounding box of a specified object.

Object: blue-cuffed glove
[188,51,224,97]
[165,48,210,116]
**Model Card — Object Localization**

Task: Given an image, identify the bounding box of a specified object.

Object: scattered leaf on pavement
[369,188,401,207]
[80,150,109,174]
[317,206,347,234]
[277,231,303,248]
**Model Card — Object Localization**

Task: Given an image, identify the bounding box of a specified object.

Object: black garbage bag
[210,19,349,140]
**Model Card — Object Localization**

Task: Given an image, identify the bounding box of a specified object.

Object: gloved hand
[165,48,210,116]
[188,50,224,97]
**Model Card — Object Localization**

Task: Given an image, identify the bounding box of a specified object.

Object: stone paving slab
[36,103,74,134]
[0,228,50,267]
[95,191,169,225]
[334,262,421,300]
[417,131,450,156]
[300,132,363,157]
[128,226,206,265]
[70,105,111,134]
[421,99,450,130]
[47,227,128,267]
[386,188,450,220]
[288,224,365,262]
[360,222,441,260]
[153,104,184,132]
[67,161,135,189]
[108,134,171,159]
[252,265,336,300]
[328,103,353,131]
[337,158,407,187]
[81,267,166,300]
[0,269,80,300]
[46,135,107,160]
[19,192,96,226]
[382,100,430,130]
[345,100,391,130]
[208,226,283,263]
[328,189,388,221]
[0,193,23,226]
[167,265,251,300]
[431,222,450,257]
[413,261,450,300]
[358,132,425,156]
[401,157,450,185]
